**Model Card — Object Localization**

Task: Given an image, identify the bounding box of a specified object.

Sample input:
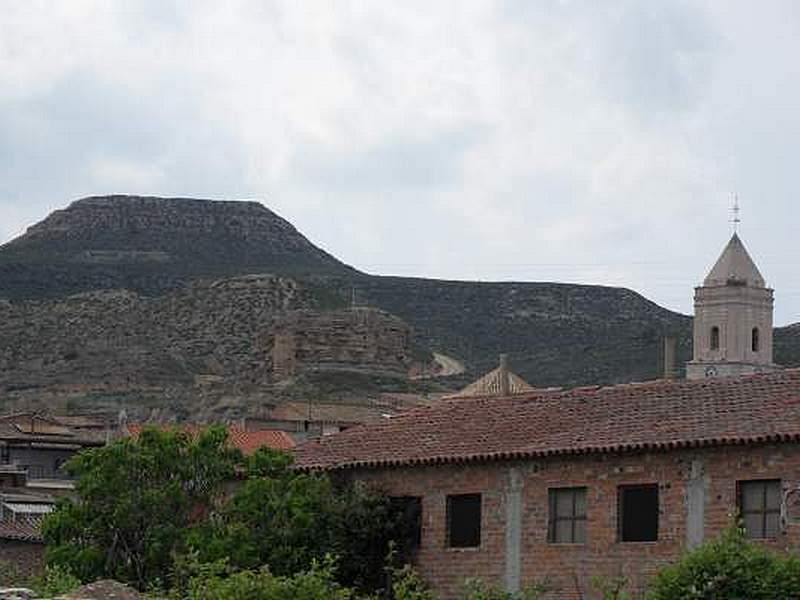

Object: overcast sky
[2,1,800,323]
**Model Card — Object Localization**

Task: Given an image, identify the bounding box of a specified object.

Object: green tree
[43,425,241,589]
[649,526,800,599]
[188,447,407,593]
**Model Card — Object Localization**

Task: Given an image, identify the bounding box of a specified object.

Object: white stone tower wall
[686,233,778,380]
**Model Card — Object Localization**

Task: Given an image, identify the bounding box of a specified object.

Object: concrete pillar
[686,459,707,549]
[499,354,510,396]
[505,467,523,592]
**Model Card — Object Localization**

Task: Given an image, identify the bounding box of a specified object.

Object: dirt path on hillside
[433,352,466,377]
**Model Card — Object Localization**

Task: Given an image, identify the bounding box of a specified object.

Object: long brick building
[295,369,800,598]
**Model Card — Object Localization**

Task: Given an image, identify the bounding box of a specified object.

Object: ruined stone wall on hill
[265,308,412,379]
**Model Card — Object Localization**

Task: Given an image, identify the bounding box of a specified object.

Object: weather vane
[731,194,741,233]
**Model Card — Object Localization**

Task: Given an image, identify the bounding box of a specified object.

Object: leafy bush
[462,578,554,600]
[649,526,800,599]
[29,564,81,597]
[188,447,408,593]
[176,555,362,600]
[390,564,437,600]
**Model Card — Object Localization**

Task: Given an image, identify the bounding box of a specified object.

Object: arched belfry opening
[686,233,778,380]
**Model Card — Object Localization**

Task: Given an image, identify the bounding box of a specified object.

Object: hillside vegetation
[0,195,797,408]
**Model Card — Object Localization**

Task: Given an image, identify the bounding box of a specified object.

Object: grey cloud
[291,125,486,193]
[0,71,248,221]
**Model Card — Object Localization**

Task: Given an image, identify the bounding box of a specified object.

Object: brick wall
[347,442,800,599]
[0,540,44,581]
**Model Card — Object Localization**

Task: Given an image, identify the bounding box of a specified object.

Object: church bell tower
[686,233,778,380]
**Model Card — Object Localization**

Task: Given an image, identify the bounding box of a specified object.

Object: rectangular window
[548,487,587,543]
[447,493,481,548]
[618,484,659,542]
[390,496,423,551]
[739,480,781,539]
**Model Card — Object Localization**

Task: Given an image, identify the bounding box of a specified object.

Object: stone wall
[347,443,800,600]
[265,308,412,379]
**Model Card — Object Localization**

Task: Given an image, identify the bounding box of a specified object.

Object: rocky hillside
[0,274,427,419]
[1,195,798,399]
[357,277,694,387]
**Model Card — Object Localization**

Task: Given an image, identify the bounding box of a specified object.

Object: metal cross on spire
[731,194,741,233]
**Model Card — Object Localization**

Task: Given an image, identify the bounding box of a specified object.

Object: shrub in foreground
[649,526,800,599]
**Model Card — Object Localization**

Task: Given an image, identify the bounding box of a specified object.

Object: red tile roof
[125,424,294,455]
[294,369,800,471]
[226,428,295,454]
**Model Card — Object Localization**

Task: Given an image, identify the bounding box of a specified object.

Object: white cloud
[2,0,800,323]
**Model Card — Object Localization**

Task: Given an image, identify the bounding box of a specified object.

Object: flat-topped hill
[0,195,357,298]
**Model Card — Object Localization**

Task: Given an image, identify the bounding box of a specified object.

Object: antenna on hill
[731,194,741,233]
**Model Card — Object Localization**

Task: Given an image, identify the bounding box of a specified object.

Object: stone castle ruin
[265,308,412,380]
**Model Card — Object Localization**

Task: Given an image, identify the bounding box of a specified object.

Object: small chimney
[498,354,511,396]
[663,337,677,380]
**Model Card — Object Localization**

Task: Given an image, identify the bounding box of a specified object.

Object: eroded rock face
[0,274,419,420]
[0,275,313,410]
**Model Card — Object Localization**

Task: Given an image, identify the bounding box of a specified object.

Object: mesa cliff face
[0,195,357,298]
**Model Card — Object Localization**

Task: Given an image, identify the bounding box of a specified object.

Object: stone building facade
[295,370,800,599]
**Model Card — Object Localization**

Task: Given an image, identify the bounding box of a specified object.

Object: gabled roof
[124,424,295,455]
[704,233,765,287]
[0,413,106,446]
[455,366,535,398]
[294,369,800,471]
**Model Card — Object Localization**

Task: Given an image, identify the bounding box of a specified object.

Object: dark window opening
[710,326,720,351]
[390,496,422,552]
[752,328,760,353]
[618,484,659,542]
[739,480,781,539]
[447,493,481,548]
[548,487,587,543]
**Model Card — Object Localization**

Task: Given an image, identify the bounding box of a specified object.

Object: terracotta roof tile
[294,369,800,471]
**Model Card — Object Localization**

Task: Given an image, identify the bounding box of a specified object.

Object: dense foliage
[186,446,406,592]
[43,426,240,588]
[649,527,800,599]
[42,429,408,594]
